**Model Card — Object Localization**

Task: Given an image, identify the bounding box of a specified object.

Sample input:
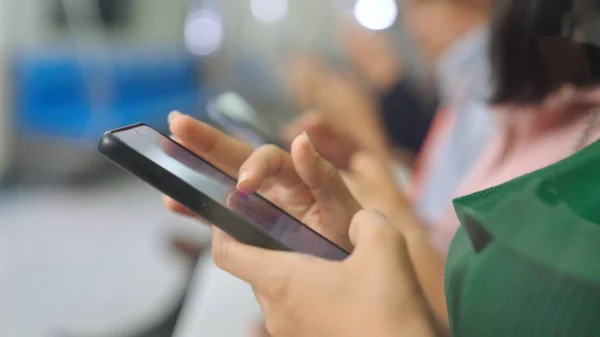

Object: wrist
[378,196,422,235]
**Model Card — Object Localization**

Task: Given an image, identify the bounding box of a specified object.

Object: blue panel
[14,47,207,146]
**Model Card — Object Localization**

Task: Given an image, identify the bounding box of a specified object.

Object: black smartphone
[98,123,348,260]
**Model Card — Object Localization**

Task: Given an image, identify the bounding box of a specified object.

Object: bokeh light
[251,0,288,23]
[353,0,398,31]
[184,10,223,56]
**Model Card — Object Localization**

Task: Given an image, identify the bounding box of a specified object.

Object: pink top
[429,87,600,255]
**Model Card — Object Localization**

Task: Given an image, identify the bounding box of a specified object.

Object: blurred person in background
[402,0,492,231]
[341,22,437,158]
[285,0,492,248]
[285,22,436,167]
[165,0,600,335]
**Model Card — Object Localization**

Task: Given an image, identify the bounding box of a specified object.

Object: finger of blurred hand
[283,113,359,170]
[341,21,381,70]
[236,145,307,196]
[168,111,253,178]
[313,72,373,121]
[287,56,372,124]
[302,117,359,170]
[339,20,402,90]
[287,57,385,159]
[281,112,316,143]
[349,151,394,183]
[286,56,330,108]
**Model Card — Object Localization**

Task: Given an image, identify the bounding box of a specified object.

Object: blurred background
[0,0,436,336]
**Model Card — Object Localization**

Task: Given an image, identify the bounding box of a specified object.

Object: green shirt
[446,139,600,337]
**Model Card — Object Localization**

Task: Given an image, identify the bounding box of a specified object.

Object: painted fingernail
[168,110,182,124]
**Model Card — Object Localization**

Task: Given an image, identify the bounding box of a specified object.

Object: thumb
[347,210,432,323]
[347,210,408,265]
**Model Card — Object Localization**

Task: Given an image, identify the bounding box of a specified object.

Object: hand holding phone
[99,120,356,260]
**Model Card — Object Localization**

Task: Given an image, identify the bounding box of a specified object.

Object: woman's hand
[285,57,390,162]
[164,111,360,251]
[282,112,416,236]
[282,112,361,171]
[213,210,436,337]
[164,112,449,330]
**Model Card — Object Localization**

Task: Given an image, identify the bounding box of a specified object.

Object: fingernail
[237,172,249,186]
[168,110,182,124]
[301,131,318,157]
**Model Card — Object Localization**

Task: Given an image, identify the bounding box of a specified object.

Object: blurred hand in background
[282,19,419,171]
[284,57,390,168]
[339,21,403,92]
[282,112,360,171]
[281,20,412,225]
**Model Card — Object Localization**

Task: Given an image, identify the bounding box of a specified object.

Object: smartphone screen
[113,125,348,260]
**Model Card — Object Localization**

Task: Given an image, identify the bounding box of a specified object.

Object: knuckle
[373,216,395,238]
[268,273,291,300]
[246,145,278,164]
[352,209,374,224]
[255,145,285,170]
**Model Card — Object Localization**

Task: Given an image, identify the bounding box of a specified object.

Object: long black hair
[489,0,600,104]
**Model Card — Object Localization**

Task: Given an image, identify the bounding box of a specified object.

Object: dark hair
[489,0,600,104]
